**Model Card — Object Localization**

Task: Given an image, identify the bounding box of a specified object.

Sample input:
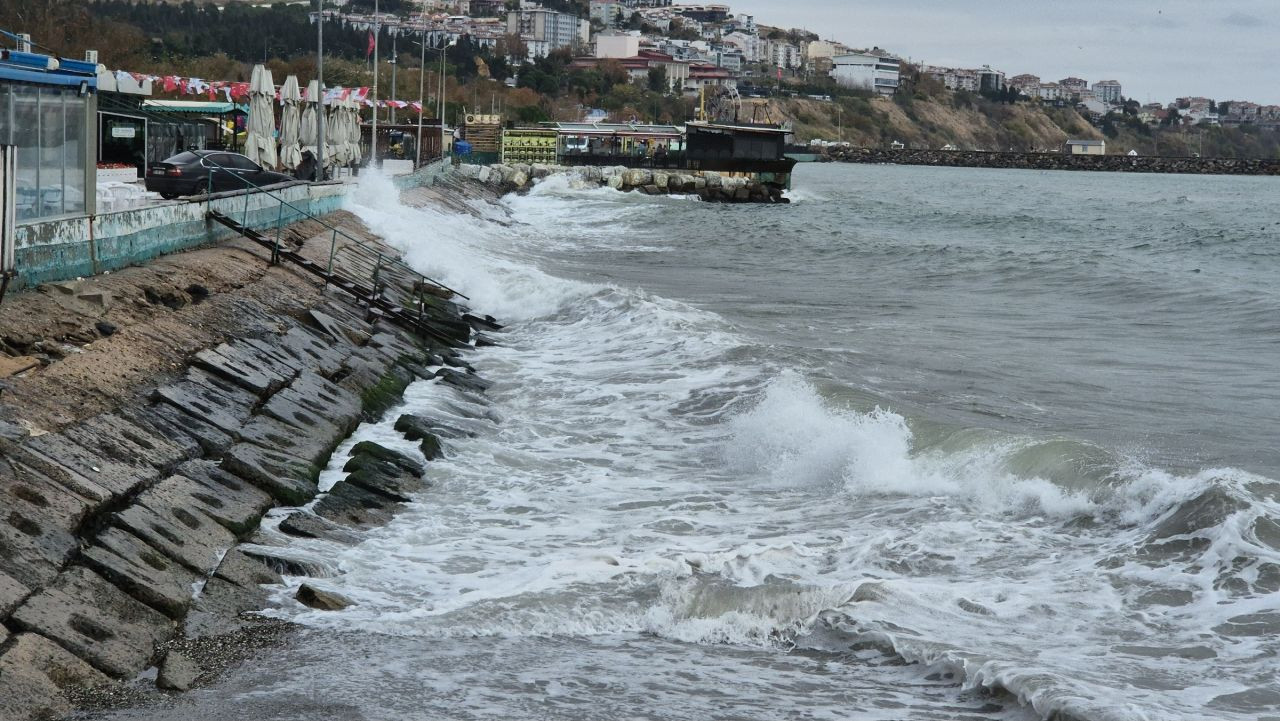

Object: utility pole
[316,0,325,182]
[371,0,379,167]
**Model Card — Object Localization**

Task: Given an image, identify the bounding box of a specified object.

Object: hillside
[765,95,1103,152]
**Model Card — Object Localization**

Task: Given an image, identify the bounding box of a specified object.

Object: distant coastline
[824,147,1280,176]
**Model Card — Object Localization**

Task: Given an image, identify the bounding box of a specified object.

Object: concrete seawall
[0,165,499,719]
[827,147,1280,176]
[459,162,791,203]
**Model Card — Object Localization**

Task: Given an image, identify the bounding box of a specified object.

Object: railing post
[242,186,250,229]
[325,229,337,286]
[371,253,383,308]
[271,200,284,265]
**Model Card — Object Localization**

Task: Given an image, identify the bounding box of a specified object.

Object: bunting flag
[366,31,376,59]
[119,69,430,112]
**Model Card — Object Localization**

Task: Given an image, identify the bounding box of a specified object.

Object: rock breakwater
[826,147,1280,175]
[457,162,790,203]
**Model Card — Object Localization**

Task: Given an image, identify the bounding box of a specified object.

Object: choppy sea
[95,163,1280,721]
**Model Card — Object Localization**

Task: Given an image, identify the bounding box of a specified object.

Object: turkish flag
[366,31,375,58]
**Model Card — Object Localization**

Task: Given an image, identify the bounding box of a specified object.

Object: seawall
[826,147,1280,176]
[0,165,502,719]
[459,162,791,203]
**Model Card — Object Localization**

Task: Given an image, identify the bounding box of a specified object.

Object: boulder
[475,166,491,183]
[702,171,722,188]
[171,460,274,537]
[157,650,200,691]
[279,511,361,543]
[10,565,174,677]
[530,163,551,179]
[653,172,669,189]
[313,481,397,528]
[295,583,354,611]
[623,169,652,187]
[509,170,529,189]
[606,174,624,190]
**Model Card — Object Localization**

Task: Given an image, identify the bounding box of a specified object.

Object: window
[6,82,89,222]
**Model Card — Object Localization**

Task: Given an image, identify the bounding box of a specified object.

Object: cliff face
[768,96,1104,152]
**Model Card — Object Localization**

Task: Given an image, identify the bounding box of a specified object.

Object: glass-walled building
[0,49,98,222]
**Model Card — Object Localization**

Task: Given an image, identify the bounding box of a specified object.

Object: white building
[832,52,901,95]
[723,30,763,63]
[1092,80,1123,105]
[594,31,641,58]
[506,8,589,53]
[766,40,801,70]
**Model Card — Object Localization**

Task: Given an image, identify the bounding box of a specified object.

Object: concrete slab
[151,368,258,436]
[277,326,349,376]
[212,548,283,589]
[22,430,152,501]
[192,343,289,396]
[173,460,274,537]
[81,526,202,619]
[220,443,320,506]
[113,478,239,575]
[278,511,361,544]
[261,370,362,438]
[0,632,111,721]
[117,404,204,462]
[0,568,30,617]
[237,413,340,468]
[10,565,174,677]
[61,412,190,480]
[143,401,236,456]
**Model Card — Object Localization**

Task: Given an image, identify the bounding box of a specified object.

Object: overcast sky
[727,0,1277,104]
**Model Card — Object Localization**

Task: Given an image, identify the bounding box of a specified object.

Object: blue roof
[0,48,98,89]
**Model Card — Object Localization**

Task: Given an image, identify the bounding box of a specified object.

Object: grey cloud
[1221,12,1266,27]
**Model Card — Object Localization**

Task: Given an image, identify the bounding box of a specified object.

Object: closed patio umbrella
[245,64,278,170]
[278,75,303,171]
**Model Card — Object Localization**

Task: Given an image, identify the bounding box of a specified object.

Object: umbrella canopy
[301,80,333,168]
[326,98,347,166]
[245,64,278,170]
[346,97,363,166]
[278,75,303,171]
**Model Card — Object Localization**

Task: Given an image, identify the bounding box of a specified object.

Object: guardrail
[201,157,468,344]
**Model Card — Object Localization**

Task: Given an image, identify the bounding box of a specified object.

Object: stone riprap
[0,168,502,719]
[457,162,791,203]
[825,147,1280,175]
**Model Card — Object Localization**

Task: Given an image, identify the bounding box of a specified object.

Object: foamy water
[98,166,1280,721]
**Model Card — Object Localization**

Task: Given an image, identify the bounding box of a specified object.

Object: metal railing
[200,156,466,330]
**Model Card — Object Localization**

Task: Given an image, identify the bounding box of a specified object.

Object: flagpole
[371,0,379,168]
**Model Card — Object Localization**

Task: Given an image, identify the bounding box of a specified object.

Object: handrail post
[242,184,250,228]
[271,200,284,265]
[325,228,337,286]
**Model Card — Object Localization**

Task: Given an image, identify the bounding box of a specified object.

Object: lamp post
[413,35,455,164]
[371,0,379,168]
[315,0,325,181]
[416,17,427,168]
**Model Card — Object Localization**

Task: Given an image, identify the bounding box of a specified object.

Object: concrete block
[193,344,290,397]
[280,326,350,376]
[212,548,283,589]
[113,476,239,575]
[10,566,174,677]
[130,401,233,457]
[152,367,258,436]
[0,569,30,617]
[261,371,362,439]
[220,442,319,506]
[157,650,200,691]
[81,526,201,618]
[21,429,151,502]
[0,632,111,721]
[61,412,190,480]
[238,413,338,468]
[173,460,274,537]
[278,511,361,543]
[184,577,264,639]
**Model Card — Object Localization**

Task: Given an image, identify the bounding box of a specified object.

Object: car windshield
[163,152,200,164]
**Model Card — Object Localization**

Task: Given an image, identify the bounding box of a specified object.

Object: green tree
[647,66,667,93]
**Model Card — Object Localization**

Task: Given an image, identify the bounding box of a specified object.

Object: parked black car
[145,150,295,199]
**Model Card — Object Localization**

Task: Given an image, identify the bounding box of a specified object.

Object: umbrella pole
[371,0,379,169]
[317,0,326,181]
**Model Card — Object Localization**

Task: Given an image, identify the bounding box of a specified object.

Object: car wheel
[160,192,179,200]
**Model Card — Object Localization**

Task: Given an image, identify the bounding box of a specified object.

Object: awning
[142,99,243,114]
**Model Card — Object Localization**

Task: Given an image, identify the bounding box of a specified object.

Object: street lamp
[411,33,456,167]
